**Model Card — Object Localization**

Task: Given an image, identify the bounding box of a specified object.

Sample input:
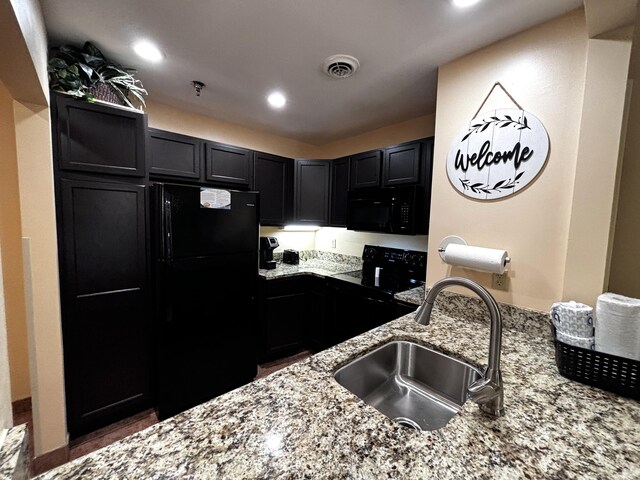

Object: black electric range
[328,245,427,345]
[331,245,427,298]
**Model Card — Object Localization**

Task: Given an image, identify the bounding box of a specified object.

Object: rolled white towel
[595,293,640,360]
[550,301,594,337]
[556,331,595,350]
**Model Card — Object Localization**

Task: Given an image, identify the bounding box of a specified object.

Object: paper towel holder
[438,235,512,266]
[438,235,467,261]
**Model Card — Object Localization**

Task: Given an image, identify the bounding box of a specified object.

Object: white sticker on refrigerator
[200,188,231,209]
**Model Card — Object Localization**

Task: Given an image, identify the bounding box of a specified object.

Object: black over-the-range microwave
[346,185,427,235]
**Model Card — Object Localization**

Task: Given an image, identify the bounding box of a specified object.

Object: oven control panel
[362,245,427,272]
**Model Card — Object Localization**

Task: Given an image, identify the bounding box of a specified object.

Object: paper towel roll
[442,243,509,274]
[595,293,640,360]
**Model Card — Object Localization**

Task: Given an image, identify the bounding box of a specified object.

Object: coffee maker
[259,236,279,269]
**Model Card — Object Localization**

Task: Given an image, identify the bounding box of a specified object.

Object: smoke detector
[323,54,360,79]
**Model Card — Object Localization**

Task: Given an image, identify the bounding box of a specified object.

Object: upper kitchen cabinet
[349,150,382,189]
[330,157,350,227]
[253,152,293,226]
[204,142,253,188]
[382,141,422,187]
[53,93,146,177]
[148,128,201,180]
[294,159,330,225]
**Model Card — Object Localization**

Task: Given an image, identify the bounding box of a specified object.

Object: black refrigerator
[153,183,259,419]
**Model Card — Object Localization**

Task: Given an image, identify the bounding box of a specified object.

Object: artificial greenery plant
[48,41,147,109]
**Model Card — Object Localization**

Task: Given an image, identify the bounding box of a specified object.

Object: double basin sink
[334,340,482,431]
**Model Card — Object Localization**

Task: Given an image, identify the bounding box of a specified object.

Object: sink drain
[393,417,423,431]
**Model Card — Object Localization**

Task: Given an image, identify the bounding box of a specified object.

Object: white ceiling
[41,0,583,145]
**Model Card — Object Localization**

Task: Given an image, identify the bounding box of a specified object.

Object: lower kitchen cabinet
[327,279,397,346]
[305,277,327,351]
[258,277,328,362]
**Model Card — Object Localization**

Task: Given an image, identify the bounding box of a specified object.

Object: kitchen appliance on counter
[153,183,259,420]
[283,249,300,265]
[328,245,427,344]
[259,237,279,269]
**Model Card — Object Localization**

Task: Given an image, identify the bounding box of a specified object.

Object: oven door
[347,190,392,233]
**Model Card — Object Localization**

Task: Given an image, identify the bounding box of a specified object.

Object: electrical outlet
[331,239,337,248]
[492,272,508,290]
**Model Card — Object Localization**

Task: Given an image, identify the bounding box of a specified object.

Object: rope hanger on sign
[472,82,524,119]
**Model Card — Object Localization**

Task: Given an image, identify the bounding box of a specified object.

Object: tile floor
[16,350,313,477]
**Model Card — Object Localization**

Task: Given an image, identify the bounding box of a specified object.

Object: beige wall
[609,7,640,298]
[13,101,67,456]
[0,0,68,458]
[0,245,13,430]
[320,114,435,159]
[146,100,321,159]
[427,10,589,311]
[0,79,30,402]
[315,228,428,257]
[0,0,48,105]
[562,38,632,305]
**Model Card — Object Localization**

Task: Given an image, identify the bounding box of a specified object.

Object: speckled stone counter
[36,293,640,479]
[259,250,362,280]
[0,424,29,480]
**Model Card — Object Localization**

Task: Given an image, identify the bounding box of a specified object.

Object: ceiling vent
[323,54,360,79]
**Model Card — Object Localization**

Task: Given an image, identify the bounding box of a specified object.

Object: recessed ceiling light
[133,40,164,62]
[267,91,287,109]
[452,0,481,8]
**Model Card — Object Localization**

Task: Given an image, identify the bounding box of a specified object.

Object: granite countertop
[37,292,640,479]
[0,424,28,480]
[259,250,362,280]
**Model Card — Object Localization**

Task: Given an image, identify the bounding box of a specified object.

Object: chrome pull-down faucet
[415,277,505,417]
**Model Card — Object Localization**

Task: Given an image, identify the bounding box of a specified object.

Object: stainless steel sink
[334,341,482,431]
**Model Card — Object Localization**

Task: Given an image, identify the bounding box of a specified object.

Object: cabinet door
[204,142,253,187]
[305,278,327,351]
[258,278,308,361]
[330,157,350,227]
[294,160,330,225]
[254,152,293,226]
[58,179,151,438]
[349,150,382,189]
[54,93,146,177]
[382,142,422,186]
[148,128,201,179]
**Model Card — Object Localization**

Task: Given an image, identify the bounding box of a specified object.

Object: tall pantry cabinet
[51,93,152,438]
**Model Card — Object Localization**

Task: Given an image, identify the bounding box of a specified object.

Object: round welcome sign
[446,108,549,200]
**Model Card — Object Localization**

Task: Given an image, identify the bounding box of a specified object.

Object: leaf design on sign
[459,171,527,195]
[461,114,531,140]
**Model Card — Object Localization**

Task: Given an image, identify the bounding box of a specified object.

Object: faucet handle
[467,377,500,404]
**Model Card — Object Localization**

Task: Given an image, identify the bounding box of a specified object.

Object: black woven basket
[553,326,639,400]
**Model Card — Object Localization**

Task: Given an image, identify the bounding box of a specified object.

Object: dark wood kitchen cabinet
[147,128,201,180]
[382,141,422,186]
[54,93,146,177]
[57,179,152,439]
[330,157,350,227]
[258,278,307,361]
[258,277,328,361]
[51,93,152,439]
[204,142,253,188]
[349,150,382,189]
[294,159,330,225]
[253,152,293,226]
